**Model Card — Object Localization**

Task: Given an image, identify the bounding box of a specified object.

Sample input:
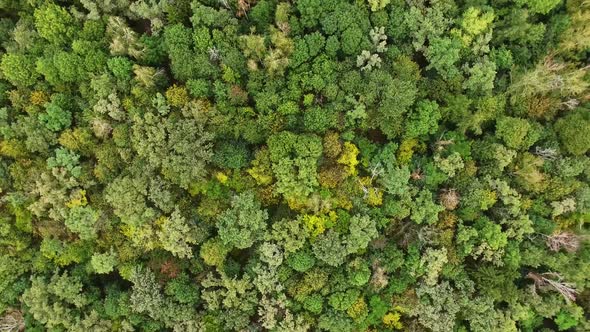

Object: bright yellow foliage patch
[337,142,360,176]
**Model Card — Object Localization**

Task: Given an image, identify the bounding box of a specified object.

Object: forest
[0,0,589,331]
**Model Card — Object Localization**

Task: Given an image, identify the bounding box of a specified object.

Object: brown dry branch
[370,261,389,291]
[534,146,558,160]
[0,311,25,332]
[527,271,578,303]
[160,260,180,279]
[434,138,454,152]
[411,168,423,181]
[439,189,460,210]
[237,0,254,17]
[544,232,581,253]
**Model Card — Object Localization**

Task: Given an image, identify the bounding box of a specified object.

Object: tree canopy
[0,0,589,331]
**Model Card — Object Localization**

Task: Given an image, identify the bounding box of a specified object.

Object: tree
[46,148,82,178]
[107,16,144,59]
[420,248,448,286]
[131,112,213,189]
[463,60,497,95]
[165,273,200,305]
[267,131,322,201]
[0,53,38,87]
[34,3,76,45]
[424,37,462,79]
[105,173,158,228]
[91,250,118,274]
[107,56,133,80]
[65,206,99,240]
[346,214,378,254]
[413,281,466,332]
[434,152,464,178]
[268,217,307,254]
[514,0,562,14]
[461,7,495,37]
[312,230,348,267]
[287,248,316,272]
[368,0,390,12]
[554,109,590,156]
[508,57,588,105]
[129,267,164,319]
[405,100,441,139]
[378,161,411,196]
[457,218,508,264]
[217,191,268,249]
[200,237,230,268]
[165,84,189,108]
[200,273,257,330]
[341,25,364,55]
[212,141,250,170]
[311,214,377,267]
[328,289,359,311]
[39,100,72,132]
[370,74,418,139]
[495,116,540,150]
[410,190,444,225]
[21,271,91,330]
[1,1,589,330]
[403,4,451,52]
[40,51,86,85]
[157,208,199,258]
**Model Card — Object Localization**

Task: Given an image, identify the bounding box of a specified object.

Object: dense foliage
[0,0,589,331]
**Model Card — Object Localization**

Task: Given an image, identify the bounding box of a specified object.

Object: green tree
[370,73,418,139]
[21,271,90,330]
[163,23,198,81]
[157,208,199,258]
[554,109,590,156]
[312,230,348,267]
[200,237,230,268]
[165,273,200,304]
[267,131,323,201]
[46,148,82,178]
[346,214,378,254]
[129,267,164,319]
[495,116,540,150]
[107,56,133,80]
[368,0,390,12]
[405,100,441,139]
[65,206,99,241]
[217,191,268,249]
[131,112,213,189]
[0,53,38,87]
[514,0,562,14]
[34,3,76,45]
[410,190,444,225]
[39,101,72,132]
[105,173,157,228]
[212,141,250,169]
[413,281,466,332]
[91,250,118,274]
[424,37,462,79]
[463,60,497,95]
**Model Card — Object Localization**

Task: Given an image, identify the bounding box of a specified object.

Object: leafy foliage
[0,1,588,331]
[217,191,268,249]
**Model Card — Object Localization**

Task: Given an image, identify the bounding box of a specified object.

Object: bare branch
[527,271,578,303]
[544,232,580,253]
[0,311,24,332]
[561,98,579,110]
[533,146,558,160]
